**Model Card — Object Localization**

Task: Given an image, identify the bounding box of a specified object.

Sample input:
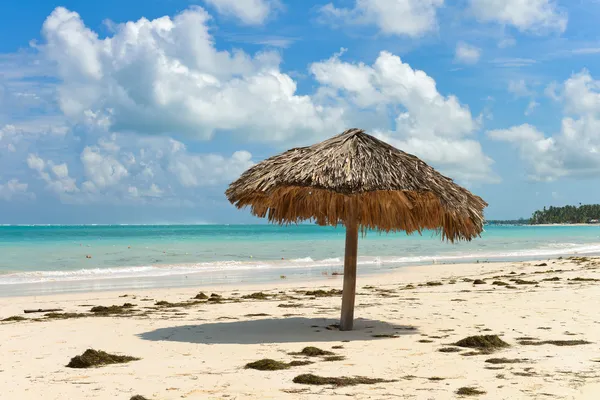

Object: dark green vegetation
[1,316,27,322]
[245,359,312,371]
[519,340,591,346]
[66,349,140,368]
[530,204,600,225]
[456,387,486,396]
[293,374,394,387]
[530,204,600,224]
[453,335,510,350]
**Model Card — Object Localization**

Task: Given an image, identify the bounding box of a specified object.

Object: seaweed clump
[193,292,208,300]
[130,396,150,400]
[90,303,135,315]
[453,335,510,350]
[245,359,291,371]
[292,346,335,357]
[456,387,486,396]
[485,358,526,364]
[242,292,271,300]
[293,374,394,387]
[66,349,140,368]
[519,339,591,346]
[1,316,27,322]
[304,289,342,297]
[439,347,462,353]
[245,359,313,370]
[45,312,87,320]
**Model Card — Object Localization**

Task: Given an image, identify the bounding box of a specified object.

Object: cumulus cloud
[203,0,280,25]
[319,0,444,37]
[454,42,481,65]
[310,51,497,183]
[488,70,600,180]
[0,179,31,201]
[40,6,344,144]
[23,128,254,205]
[469,0,567,33]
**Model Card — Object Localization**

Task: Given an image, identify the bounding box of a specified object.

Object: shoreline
[2,256,600,399]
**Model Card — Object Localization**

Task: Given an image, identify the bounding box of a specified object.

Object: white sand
[2,258,600,399]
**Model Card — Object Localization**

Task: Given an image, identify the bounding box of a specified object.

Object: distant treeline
[530,204,600,224]
[485,219,530,225]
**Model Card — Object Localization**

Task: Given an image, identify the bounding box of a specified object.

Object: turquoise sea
[1,224,600,296]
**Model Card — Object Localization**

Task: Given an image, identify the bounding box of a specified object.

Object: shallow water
[1,224,599,295]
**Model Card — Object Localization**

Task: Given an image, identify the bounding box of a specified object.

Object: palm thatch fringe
[226,129,487,242]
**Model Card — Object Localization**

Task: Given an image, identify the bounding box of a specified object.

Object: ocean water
[1,224,600,296]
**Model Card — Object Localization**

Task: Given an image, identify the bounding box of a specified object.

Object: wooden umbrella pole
[340,202,359,331]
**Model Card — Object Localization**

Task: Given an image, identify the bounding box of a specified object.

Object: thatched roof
[226,128,487,241]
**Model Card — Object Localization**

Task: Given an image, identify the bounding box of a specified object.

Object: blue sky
[1,0,600,224]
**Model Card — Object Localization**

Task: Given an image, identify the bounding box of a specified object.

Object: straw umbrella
[226,128,487,331]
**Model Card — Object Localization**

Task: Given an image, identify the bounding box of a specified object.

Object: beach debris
[456,387,486,396]
[485,358,528,364]
[1,316,27,322]
[304,289,342,297]
[45,312,87,319]
[24,308,63,314]
[542,277,561,281]
[472,279,486,285]
[66,349,140,368]
[90,303,135,315]
[242,292,271,300]
[510,279,538,285]
[418,339,434,343]
[535,263,548,267]
[439,347,462,353]
[244,313,270,317]
[569,277,600,282]
[518,339,592,346]
[245,359,313,371]
[293,374,395,387]
[429,377,445,381]
[426,281,443,286]
[280,275,287,279]
[453,335,510,350]
[291,346,335,357]
[193,292,208,300]
[332,345,344,349]
[85,255,92,259]
[323,355,346,362]
[277,303,303,308]
[372,334,399,339]
[155,300,203,308]
[130,396,149,400]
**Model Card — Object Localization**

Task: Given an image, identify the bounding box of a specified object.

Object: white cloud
[80,147,129,191]
[310,51,496,183]
[27,154,79,194]
[525,100,539,116]
[508,79,533,97]
[469,0,567,33]
[455,42,481,65]
[319,0,444,37]
[203,0,279,25]
[488,70,600,181]
[0,179,31,201]
[40,6,344,144]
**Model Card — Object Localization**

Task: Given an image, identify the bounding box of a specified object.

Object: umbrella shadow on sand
[138,317,418,345]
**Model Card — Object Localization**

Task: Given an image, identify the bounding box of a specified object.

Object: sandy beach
[2,257,600,399]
